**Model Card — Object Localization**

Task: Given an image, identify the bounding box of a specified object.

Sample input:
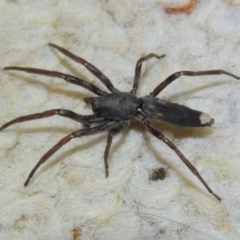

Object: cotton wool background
[0,1,240,239]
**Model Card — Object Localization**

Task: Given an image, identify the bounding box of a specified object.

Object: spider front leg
[24,121,118,186]
[131,53,165,95]
[103,120,128,177]
[150,70,240,97]
[4,67,106,96]
[49,43,119,92]
[135,112,221,201]
[0,110,106,131]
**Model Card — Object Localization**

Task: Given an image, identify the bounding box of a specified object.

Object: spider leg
[24,120,118,186]
[135,112,221,201]
[4,67,106,96]
[104,120,128,177]
[0,109,106,131]
[49,43,119,93]
[150,70,240,97]
[131,53,165,95]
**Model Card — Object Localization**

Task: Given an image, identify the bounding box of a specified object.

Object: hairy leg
[24,120,119,186]
[135,112,221,201]
[150,70,240,97]
[131,53,165,95]
[0,109,106,131]
[4,67,106,96]
[104,120,128,177]
[49,43,119,92]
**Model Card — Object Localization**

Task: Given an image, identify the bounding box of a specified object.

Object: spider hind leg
[135,112,221,201]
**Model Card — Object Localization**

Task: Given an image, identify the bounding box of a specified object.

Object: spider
[2,43,240,201]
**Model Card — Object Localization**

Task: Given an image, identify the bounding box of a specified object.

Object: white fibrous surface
[0,1,240,239]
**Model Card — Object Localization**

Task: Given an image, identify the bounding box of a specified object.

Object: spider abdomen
[140,96,214,127]
[91,92,139,120]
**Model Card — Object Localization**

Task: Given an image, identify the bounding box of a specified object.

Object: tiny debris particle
[165,0,197,14]
[72,227,82,240]
[150,168,167,181]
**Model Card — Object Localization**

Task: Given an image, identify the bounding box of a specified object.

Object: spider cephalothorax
[2,43,240,201]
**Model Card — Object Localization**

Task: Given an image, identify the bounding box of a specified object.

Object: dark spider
[1,43,240,201]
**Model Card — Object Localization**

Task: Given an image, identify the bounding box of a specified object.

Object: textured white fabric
[1,1,240,239]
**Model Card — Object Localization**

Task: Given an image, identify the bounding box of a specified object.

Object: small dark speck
[149,168,167,181]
